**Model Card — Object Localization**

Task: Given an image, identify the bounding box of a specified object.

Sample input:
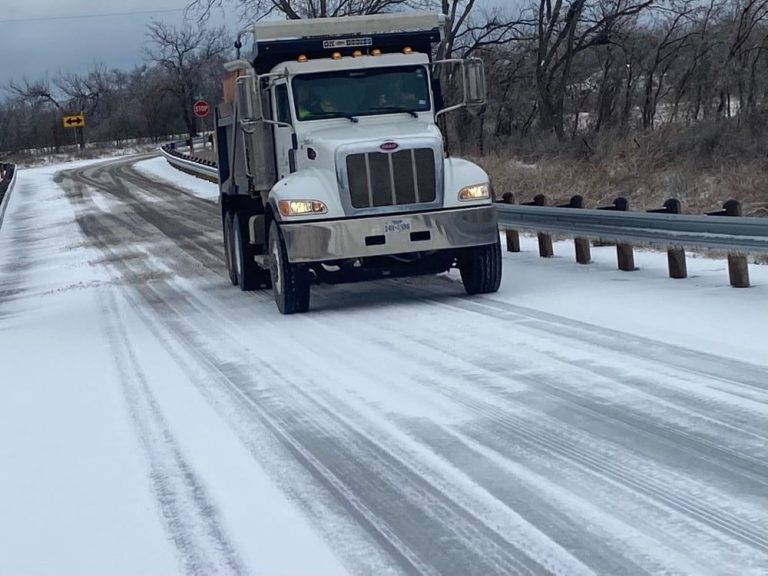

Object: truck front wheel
[268,221,310,314]
[459,239,503,295]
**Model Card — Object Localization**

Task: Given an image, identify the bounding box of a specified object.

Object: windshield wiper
[369,106,419,118]
[305,111,359,123]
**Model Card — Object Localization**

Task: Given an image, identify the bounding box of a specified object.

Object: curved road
[49,156,768,575]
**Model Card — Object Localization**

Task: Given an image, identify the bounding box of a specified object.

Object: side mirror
[433,57,487,121]
[464,58,486,107]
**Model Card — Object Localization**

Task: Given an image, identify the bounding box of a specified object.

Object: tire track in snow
[352,278,768,439]
[58,160,223,273]
[327,286,768,520]
[339,295,768,487]
[420,285,768,394]
[278,303,768,569]
[99,290,247,576]
[122,278,562,576]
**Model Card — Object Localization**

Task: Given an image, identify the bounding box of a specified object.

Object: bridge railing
[497,193,768,288]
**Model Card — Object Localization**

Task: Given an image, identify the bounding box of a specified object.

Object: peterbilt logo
[380,141,399,151]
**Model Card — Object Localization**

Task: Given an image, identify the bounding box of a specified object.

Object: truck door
[272,81,294,180]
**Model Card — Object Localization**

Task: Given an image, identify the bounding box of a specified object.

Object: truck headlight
[458,183,490,201]
[278,200,328,217]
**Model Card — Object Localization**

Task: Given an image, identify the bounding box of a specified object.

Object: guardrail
[497,193,768,288]
[160,140,218,183]
[0,162,18,229]
[158,142,767,288]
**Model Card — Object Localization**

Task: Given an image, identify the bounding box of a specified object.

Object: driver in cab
[297,86,336,120]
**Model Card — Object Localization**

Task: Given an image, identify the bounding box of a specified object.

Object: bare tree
[7,76,77,149]
[7,76,65,112]
[635,2,699,128]
[436,1,528,59]
[533,0,654,140]
[144,21,230,137]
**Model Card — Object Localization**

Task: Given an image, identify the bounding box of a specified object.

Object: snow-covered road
[1,155,766,575]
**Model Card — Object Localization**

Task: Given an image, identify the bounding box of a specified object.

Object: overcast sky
[0,1,237,85]
[0,0,507,86]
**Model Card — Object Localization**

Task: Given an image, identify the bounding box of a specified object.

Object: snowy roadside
[10,142,162,168]
[0,160,178,573]
[480,235,768,364]
[134,156,219,201]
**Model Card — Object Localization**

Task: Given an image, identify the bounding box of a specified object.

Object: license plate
[383,219,411,233]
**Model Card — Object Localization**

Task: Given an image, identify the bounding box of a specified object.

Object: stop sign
[193,100,210,118]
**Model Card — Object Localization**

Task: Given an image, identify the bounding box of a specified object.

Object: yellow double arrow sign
[63,114,85,128]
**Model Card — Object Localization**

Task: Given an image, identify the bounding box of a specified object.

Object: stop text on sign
[193,100,210,118]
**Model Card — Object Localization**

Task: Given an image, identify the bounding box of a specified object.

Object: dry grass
[478,154,768,215]
[474,119,768,217]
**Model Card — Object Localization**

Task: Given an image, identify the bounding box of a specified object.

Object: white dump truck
[214,12,501,314]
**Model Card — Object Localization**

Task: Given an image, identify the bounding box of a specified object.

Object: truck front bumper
[280,205,499,263]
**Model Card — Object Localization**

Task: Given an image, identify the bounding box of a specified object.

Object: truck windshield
[292,65,431,122]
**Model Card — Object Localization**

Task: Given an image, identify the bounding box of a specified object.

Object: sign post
[62,114,86,149]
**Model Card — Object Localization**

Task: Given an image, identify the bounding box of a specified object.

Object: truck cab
[215,12,501,314]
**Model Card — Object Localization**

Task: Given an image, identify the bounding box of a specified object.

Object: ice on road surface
[0,155,766,576]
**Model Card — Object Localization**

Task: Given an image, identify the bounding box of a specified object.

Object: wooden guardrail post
[598,197,636,271]
[708,200,750,288]
[523,194,554,258]
[501,193,521,253]
[557,195,591,264]
[647,198,687,279]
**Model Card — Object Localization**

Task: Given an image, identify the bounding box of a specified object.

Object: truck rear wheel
[268,221,310,314]
[459,239,502,295]
[223,211,238,286]
[234,212,271,291]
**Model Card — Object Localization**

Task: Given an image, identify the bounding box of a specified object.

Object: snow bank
[134,156,219,201]
[485,234,768,363]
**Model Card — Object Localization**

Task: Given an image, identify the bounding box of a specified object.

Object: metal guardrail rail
[160,141,218,182]
[495,204,768,254]
[496,194,766,287]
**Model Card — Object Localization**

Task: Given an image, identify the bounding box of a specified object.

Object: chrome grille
[345,148,436,209]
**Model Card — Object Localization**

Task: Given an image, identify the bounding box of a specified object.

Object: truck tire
[268,220,310,314]
[223,211,238,286]
[459,239,502,295]
[234,212,271,291]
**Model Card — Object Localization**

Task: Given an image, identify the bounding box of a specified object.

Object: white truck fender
[268,167,346,221]
[442,158,492,209]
